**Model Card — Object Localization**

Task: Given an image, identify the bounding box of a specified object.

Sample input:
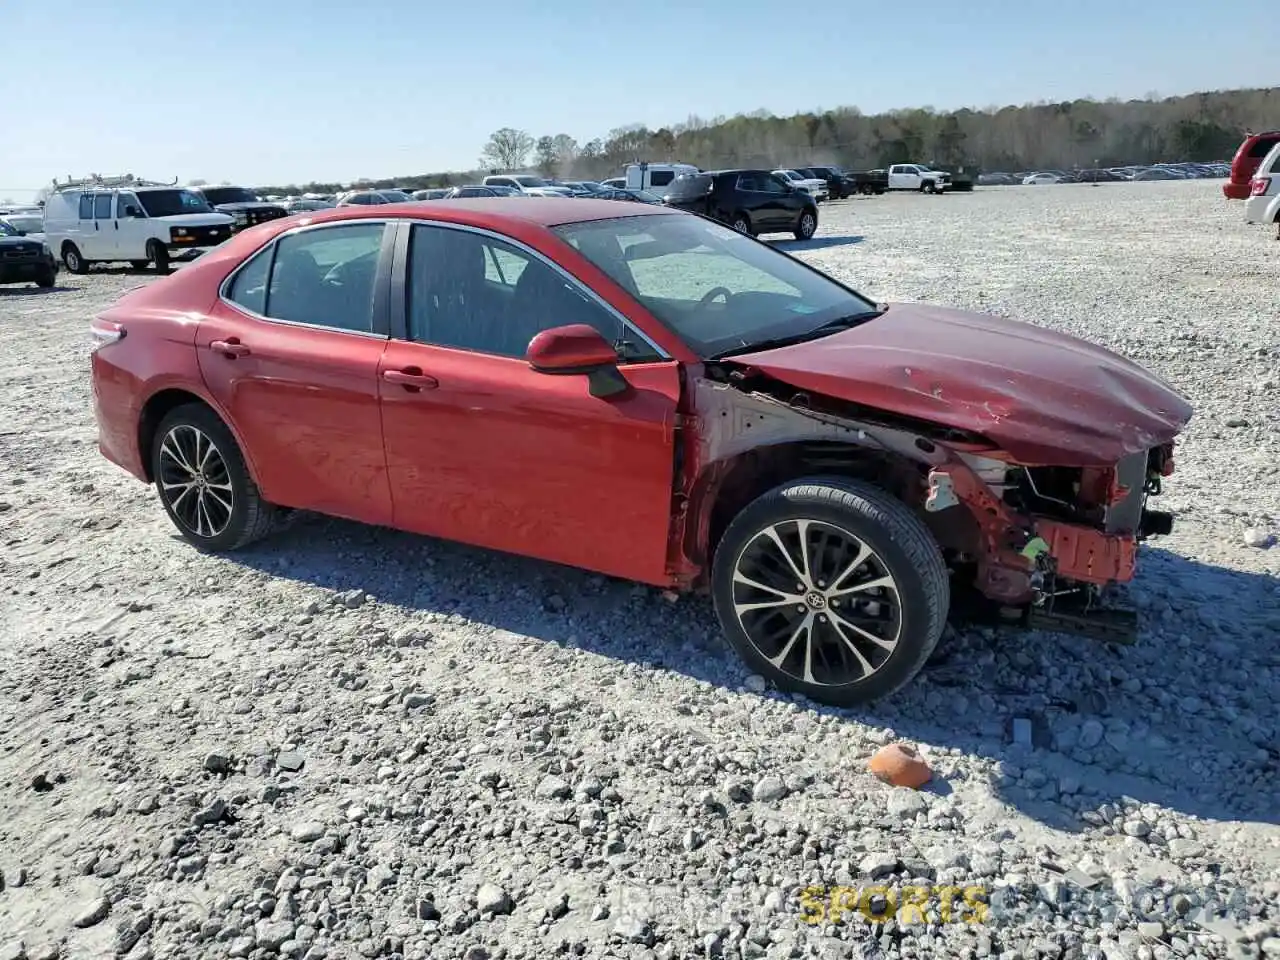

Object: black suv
[0,219,57,289]
[191,186,288,234]
[663,169,818,240]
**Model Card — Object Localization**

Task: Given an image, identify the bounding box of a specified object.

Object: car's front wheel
[711,478,949,706]
[147,240,171,275]
[150,403,277,551]
[36,267,56,288]
[794,209,818,240]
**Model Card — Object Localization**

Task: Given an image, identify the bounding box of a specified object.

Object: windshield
[513,175,548,187]
[382,190,412,202]
[201,187,259,205]
[489,185,520,196]
[664,174,713,200]
[554,213,879,359]
[138,190,214,217]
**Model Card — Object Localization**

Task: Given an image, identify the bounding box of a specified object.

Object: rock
[192,797,228,827]
[751,776,787,802]
[366,864,395,890]
[545,892,570,920]
[535,776,572,800]
[203,752,231,774]
[1011,717,1034,745]
[337,589,366,608]
[276,751,305,772]
[868,742,932,788]
[1259,938,1280,958]
[612,916,655,946]
[1243,527,1274,548]
[1078,719,1105,749]
[0,940,25,960]
[1137,922,1164,940]
[402,692,433,710]
[416,899,440,921]
[1167,838,1204,859]
[228,937,255,959]
[743,674,767,693]
[73,896,111,928]
[255,920,297,951]
[476,883,512,915]
[290,821,325,842]
[860,852,899,879]
[886,787,928,819]
[1122,819,1151,838]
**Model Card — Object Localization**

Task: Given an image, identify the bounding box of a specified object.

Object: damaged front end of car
[922,443,1179,643]
[679,361,1191,646]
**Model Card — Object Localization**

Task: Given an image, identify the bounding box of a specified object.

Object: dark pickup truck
[797,166,887,197]
[191,186,288,234]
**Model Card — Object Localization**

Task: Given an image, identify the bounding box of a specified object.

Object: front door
[196,219,396,525]
[115,192,149,260]
[378,221,681,585]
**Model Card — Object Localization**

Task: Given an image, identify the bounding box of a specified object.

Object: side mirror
[527,324,629,399]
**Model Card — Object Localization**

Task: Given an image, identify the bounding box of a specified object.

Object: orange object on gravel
[869,742,933,788]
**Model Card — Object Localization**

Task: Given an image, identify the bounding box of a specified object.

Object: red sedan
[90,199,1193,705]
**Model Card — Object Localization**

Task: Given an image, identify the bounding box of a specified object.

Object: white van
[624,163,700,197]
[42,175,235,274]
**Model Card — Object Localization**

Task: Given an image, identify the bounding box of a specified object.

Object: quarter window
[78,194,93,219]
[94,194,114,219]
[648,170,675,187]
[226,223,386,333]
[405,224,655,360]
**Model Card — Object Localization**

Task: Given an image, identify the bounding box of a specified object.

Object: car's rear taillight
[89,317,125,351]
[1250,177,1271,196]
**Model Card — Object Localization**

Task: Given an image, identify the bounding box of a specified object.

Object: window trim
[387,218,671,363]
[217,218,396,339]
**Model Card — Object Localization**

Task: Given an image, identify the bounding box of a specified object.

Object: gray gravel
[1,180,1278,960]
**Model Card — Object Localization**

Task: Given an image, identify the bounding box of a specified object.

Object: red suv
[89,199,1192,705]
[1224,131,1280,199]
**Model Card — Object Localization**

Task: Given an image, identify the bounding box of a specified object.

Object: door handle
[209,339,251,359]
[382,368,438,391]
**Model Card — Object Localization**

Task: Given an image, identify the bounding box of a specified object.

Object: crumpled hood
[728,302,1194,466]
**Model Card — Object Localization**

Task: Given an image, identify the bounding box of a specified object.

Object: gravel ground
[1,180,1278,960]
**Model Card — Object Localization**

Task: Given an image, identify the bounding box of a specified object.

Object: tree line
[254,86,1278,195]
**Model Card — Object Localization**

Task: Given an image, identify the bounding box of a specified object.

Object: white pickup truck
[886,164,952,193]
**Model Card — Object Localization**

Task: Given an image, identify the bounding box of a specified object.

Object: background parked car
[278,198,337,213]
[1224,131,1280,199]
[773,169,829,201]
[1244,142,1280,232]
[0,207,45,239]
[0,218,57,288]
[191,186,288,233]
[663,169,818,239]
[412,188,451,200]
[336,189,414,206]
[594,188,665,204]
[482,175,573,197]
[443,185,525,198]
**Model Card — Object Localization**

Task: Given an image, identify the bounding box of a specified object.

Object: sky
[1,0,1272,202]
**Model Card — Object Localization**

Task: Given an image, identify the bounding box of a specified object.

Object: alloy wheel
[731,518,901,686]
[799,213,816,237]
[733,217,751,233]
[157,424,235,538]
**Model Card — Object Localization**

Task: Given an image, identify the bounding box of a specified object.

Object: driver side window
[226,223,386,333]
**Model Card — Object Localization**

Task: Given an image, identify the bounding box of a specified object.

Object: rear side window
[648,170,675,187]
[665,174,713,200]
[1247,136,1280,159]
[78,195,93,219]
[225,223,386,333]
[94,195,113,219]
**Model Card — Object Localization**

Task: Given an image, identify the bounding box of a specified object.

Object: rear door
[377,220,682,585]
[81,193,114,258]
[196,219,396,524]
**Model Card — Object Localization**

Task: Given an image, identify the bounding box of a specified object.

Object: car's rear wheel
[62,243,88,274]
[147,240,171,275]
[794,209,817,241]
[731,214,754,236]
[711,477,949,706]
[150,403,277,552]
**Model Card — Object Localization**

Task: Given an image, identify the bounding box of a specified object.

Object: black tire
[62,243,88,274]
[36,268,56,289]
[731,213,754,237]
[148,240,171,275]
[130,260,150,271]
[150,403,278,552]
[922,181,937,194]
[794,208,818,241]
[711,477,949,706]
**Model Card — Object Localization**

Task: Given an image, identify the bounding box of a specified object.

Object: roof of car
[295,197,677,229]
